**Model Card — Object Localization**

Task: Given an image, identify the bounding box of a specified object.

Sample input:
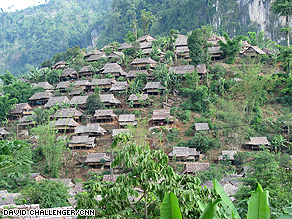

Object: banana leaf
[199,198,222,219]
[161,192,182,219]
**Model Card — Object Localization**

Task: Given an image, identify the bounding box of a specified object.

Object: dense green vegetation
[0,0,111,75]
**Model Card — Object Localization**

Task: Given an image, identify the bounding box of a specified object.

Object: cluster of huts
[0,34,277,191]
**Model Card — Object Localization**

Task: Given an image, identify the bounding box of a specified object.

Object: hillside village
[1,30,292,218]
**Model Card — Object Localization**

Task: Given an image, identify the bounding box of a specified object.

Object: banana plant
[161,179,270,219]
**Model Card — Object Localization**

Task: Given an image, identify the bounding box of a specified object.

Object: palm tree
[31,107,49,125]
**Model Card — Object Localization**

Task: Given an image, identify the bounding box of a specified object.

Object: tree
[140,9,157,35]
[271,0,292,46]
[20,179,70,208]
[31,107,50,125]
[277,45,292,74]
[219,33,244,64]
[86,93,105,115]
[76,136,212,218]
[187,26,212,65]
[46,69,63,84]
[0,94,18,122]
[0,71,15,85]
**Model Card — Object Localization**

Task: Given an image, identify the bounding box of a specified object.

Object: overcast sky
[0,0,48,12]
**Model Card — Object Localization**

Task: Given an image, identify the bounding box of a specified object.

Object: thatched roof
[75,123,106,135]
[85,49,103,58]
[118,42,132,50]
[29,92,53,100]
[86,53,107,62]
[19,115,35,123]
[244,137,271,145]
[218,151,237,161]
[68,88,84,96]
[56,81,71,89]
[69,135,95,145]
[107,51,124,59]
[101,63,126,75]
[100,94,121,104]
[0,128,11,135]
[262,48,275,55]
[90,78,117,86]
[52,61,67,69]
[182,163,209,173]
[70,96,88,105]
[44,96,70,108]
[35,82,53,90]
[245,46,266,55]
[131,57,157,65]
[208,35,226,45]
[53,118,80,127]
[168,147,199,158]
[143,82,164,90]
[128,94,149,101]
[140,42,152,49]
[109,81,128,91]
[101,44,113,51]
[152,109,174,120]
[175,35,188,46]
[194,123,209,131]
[74,80,90,86]
[169,65,195,75]
[29,172,46,179]
[79,65,94,73]
[94,109,117,118]
[126,70,149,78]
[10,103,32,114]
[112,129,129,137]
[103,175,119,182]
[84,153,110,163]
[119,114,136,122]
[208,46,223,54]
[176,46,189,53]
[137,35,156,42]
[197,64,207,74]
[52,108,83,118]
[242,41,251,47]
[62,68,77,77]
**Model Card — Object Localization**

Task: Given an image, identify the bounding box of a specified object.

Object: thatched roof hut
[119,114,137,127]
[99,94,121,108]
[84,153,110,167]
[69,135,95,149]
[151,109,174,126]
[28,92,53,106]
[101,63,126,77]
[75,123,106,137]
[175,35,188,46]
[181,163,209,174]
[51,61,68,70]
[243,137,271,150]
[44,96,70,108]
[34,82,54,91]
[70,96,88,107]
[9,103,32,120]
[112,129,130,137]
[94,109,117,123]
[143,82,165,94]
[0,127,11,140]
[118,42,132,50]
[126,70,149,80]
[137,35,156,43]
[169,65,195,75]
[52,108,83,121]
[131,57,157,68]
[109,81,129,92]
[168,147,200,161]
[90,78,116,91]
[61,68,78,80]
[56,81,71,90]
[86,53,107,62]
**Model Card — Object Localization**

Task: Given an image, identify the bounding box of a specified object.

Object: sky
[0,0,48,12]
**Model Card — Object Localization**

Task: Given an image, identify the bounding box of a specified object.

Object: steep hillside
[96,0,288,47]
[0,0,112,76]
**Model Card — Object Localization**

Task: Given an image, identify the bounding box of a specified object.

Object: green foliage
[181,86,209,113]
[177,132,220,153]
[219,33,244,64]
[248,31,276,49]
[46,69,62,85]
[277,46,292,74]
[0,94,18,121]
[0,71,15,85]
[20,179,70,208]
[188,26,212,65]
[31,107,50,125]
[0,0,111,75]
[170,107,191,124]
[86,93,105,115]
[247,183,270,219]
[161,192,182,219]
